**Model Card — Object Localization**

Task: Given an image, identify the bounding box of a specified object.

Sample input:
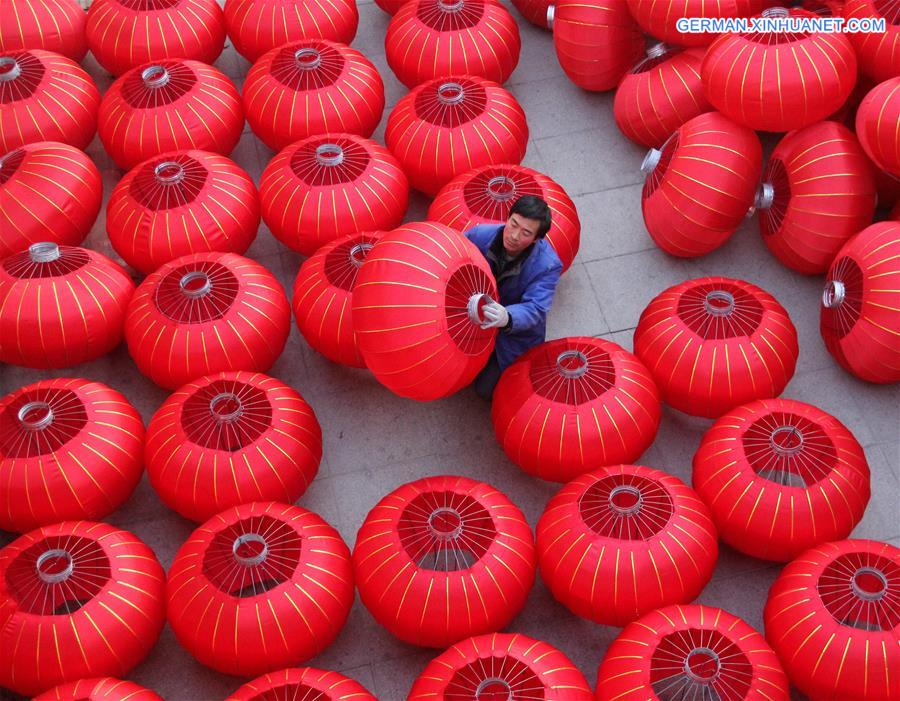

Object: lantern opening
[155,161,185,184]
[650,628,752,700]
[315,143,345,167]
[556,349,589,379]
[142,65,170,89]
[475,678,512,701]
[0,56,21,81]
[418,0,483,30]
[609,485,642,515]
[294,48,322,70]
[17,401,53,431]
[29,242,61,263]
[821,256,863,338]
[0,148,24,183]
[181,379,272,450]
[448,657,543,699]
[1,388,87,457]
[156,262,239,322]
[742,411,836,488]
[818,552,900,631]
[486,175,516,201]
[445,265,496,354]
[684,647,721,683]
[579,474,673,540]
[642,133,679,195]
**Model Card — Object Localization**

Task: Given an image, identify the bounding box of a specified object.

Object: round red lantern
[351,222,498,400]
[408,633,594,700]
[0,244,134,368]
[428,163,580,272]
[385,0,520,88]
[86,0,225,77]
[702,7,857,132]
[0,0,87,60]
[0,378,144,533]
[166,501,354,676]
[243,40,384,151]
[626,0,772,47]
[226,668,376,701]
[0,49,99,152]
[223,0,359,63]
[492,338,661,482]
[107,150,259,275]
[756,121,877,274]
[597,604,790,701]
[844,0,900,83]
[551,0,644,92]
[693,398,870,562]
[292,230,384,367]
[98,59,243,170]
[765,539,900,700]
[821,221,900,383]
[856,77,900,177]
[34,678,163,701]
[0,522,166,697]
[259,134,407,256]
[642,112,761,257]
[0,141,102,259]
[353,475,536,648]
[511,0,552,28]
[633,276,799,418]
[146,371,321,522]
[124,251,291,390]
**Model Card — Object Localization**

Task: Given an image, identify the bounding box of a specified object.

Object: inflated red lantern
[428,163,580,272]
[0,50,99,153]
[765,539,900,700]
[702,7,857,132]
[492,338,660,482]
[107,150,259,275]
[98,59,243,170]
[385,76,528,196]
[626,0,772,46]
[756,121,877,275]
[0,141,102,259]
[537,464,717,626]
[223,0,359,63]
[821,221,900,383]
[385,0,520,88]
[856,77,900,177]
[641,112,761,257]
[86,0,225,77]
[353,475,536,648]
[0,522,166,697]
[633,277,799,418]
[243,40,384,151]
[146,371,321,522]
[614,44,711,149]
[259,134,407,256]
[292,230,384,367]
[0,244,134,368]
[551,0,644,92]
[167,501,354,676]
[0,0,87,60]
[844,0,900,83]
[0,379,144,533]
[34,678,163,701]
[597,604,790,701]
[408,633,594,700]
[226,668,376,701]
[124,252,291,390]
[352,222,498,400]
[511,0,552,28]
[693,398,870,562]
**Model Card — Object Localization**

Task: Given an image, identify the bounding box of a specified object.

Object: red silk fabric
[226,668,377,701]
[626,0,774,46]
[34,678,163,701]
[843,0,900,83]
[0,0,87,60]
[856,77,900,178]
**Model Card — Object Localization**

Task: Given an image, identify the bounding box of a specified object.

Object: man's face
[503,213,541,256]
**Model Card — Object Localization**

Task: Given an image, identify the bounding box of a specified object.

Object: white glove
[480,301,510,330]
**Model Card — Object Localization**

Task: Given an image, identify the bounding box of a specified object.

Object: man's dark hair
[510,195,552,238]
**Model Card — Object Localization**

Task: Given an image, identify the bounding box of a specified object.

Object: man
[464,195,563,399]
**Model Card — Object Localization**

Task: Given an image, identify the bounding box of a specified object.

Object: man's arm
[504,261,563,332]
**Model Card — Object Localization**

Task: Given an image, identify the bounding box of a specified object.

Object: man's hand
[480,301,510,330]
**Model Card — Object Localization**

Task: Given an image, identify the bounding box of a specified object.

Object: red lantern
[511,0,552,28]
[492,338,660,482]
[0,379,144,533]
[551,0,644,92]
[765,539,900,701]
[351,222,498,400]
[0,0,87,60]
[385,0,520,88]
[856,77,900,178]
[597,604,790,701]
[641,112,762,257]
[614,44,711,149]
[633,277,799,418]
[702,7,857,132]
[146,371,321,522]
[626,0,773,46]
[0,244,134,368]
[844,0,900,83]
[353,475,536,648]
[226,668,376,701]
[0,141,102,259]
[86,0,225,77]
[107,150,259,275]
[223,0,359,63]
[428,163,580,272]
[124,252,291,390]
[385,76,528,196]
[0,522,166,697]
[98,59,243,170]
[821,221,900,383]
[693,398,870,562]
[259,134,408,256]
[34,678,163,701]
[166,501,354,676]
[756,121,877,274]
[243,40,384,151]
[408,633,594,700]
[0,50,99,153]
[292,230,385,367]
